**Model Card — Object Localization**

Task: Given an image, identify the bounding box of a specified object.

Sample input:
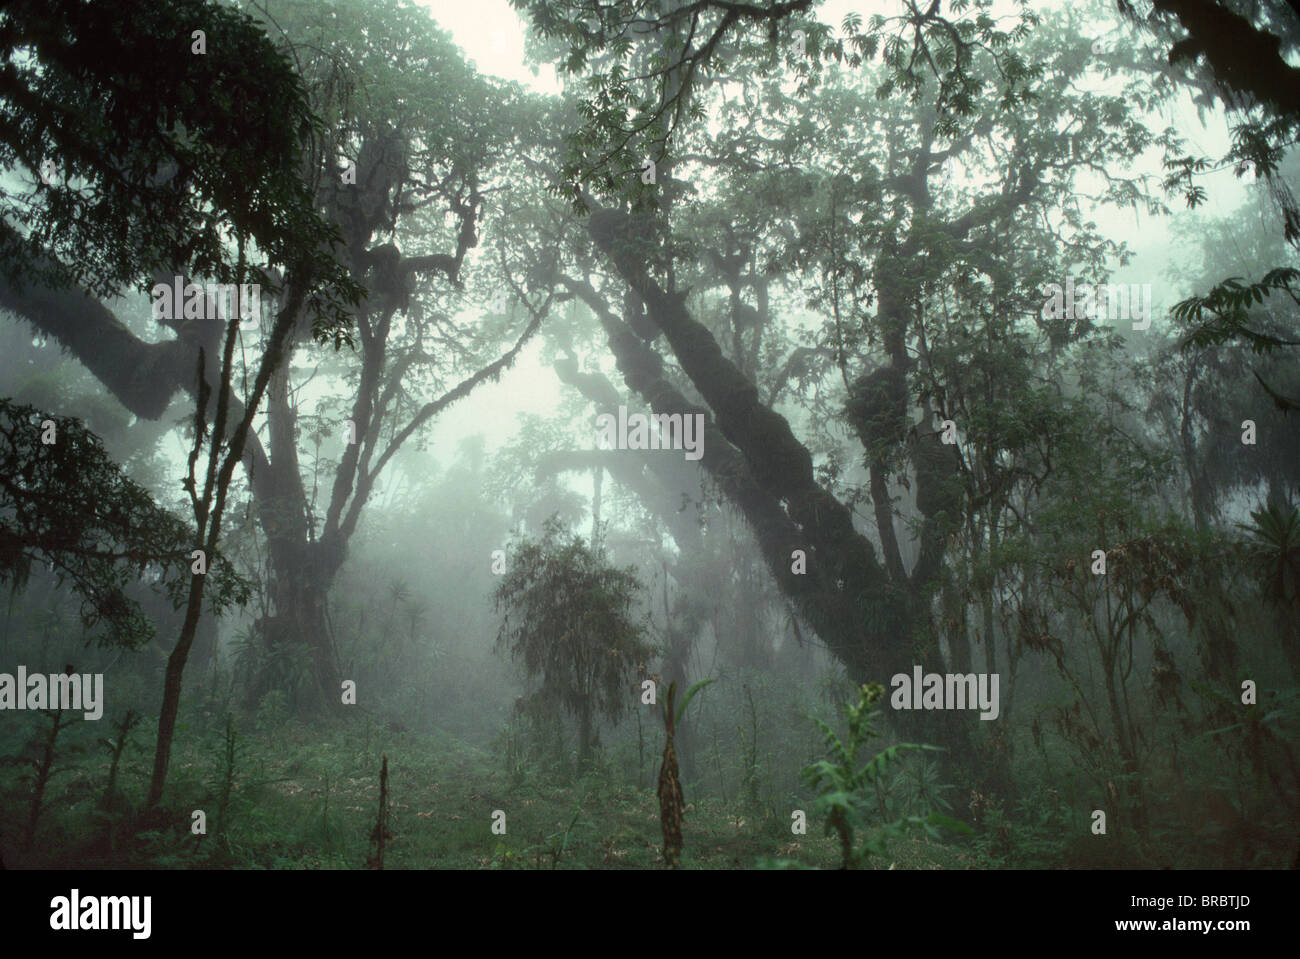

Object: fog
[0,0,1296,875]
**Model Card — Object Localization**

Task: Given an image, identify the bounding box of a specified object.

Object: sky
[407,1,563,483]
[421,0,558,91]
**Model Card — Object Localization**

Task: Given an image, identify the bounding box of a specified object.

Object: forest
[0,0,1296,873]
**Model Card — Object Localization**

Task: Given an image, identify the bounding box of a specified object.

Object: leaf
[925,812,974,836]
[859,742,925,782]
[675,677,716,725]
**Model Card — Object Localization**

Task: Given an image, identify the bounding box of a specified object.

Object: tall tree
[1,0,547,713]
[0,0,361,805]
[512,0,1169,793]
[231,0,550,708]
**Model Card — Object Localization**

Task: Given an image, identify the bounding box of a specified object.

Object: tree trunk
[1102,654,1143,826]
[584,205,1027,805]
[145,570,206,808]
[578,708,595,768]
[248,543,342,712]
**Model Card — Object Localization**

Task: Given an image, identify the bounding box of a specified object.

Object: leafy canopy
[0,0,360,337]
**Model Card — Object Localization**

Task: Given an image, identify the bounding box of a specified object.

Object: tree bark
[145,569,206,808]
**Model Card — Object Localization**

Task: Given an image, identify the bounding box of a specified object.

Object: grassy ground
[0,713,983,870]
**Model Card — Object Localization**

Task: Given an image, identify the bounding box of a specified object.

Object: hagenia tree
[0,0,548,718]
[507,0,1177,793]
[0,0,362,807]
[223,0,552,710]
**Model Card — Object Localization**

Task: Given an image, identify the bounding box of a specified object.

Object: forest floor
[0,714,984,869]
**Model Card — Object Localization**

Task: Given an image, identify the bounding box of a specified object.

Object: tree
[511,0,815,211]
[1,0,545,714]
[0,0,353,318]
[1144,166,1300,529]
[494,518,652,764]
[509,0,1172,796]
[1131,0,1300,239]
[1126,0,1300,401]
[228,0,548,709]
[0,0,363,807]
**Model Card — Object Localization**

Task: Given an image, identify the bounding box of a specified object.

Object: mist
[0,0,1296,883]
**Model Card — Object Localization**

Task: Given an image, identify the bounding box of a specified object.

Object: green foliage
[0,0,360,335]
[234,631,317,712]
[667,676,715,727]
[1239,503,1300,607]
[1172,267,1300,355]
[515,0,1042,209]
[494,517,652,759]
[0,398,251,649]
[212,714,243,841]
[802,682,967,868]
[497,806,589,870]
